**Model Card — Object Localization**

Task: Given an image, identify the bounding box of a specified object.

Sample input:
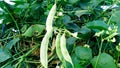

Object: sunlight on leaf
[75,10,91,17]
[86,20,108,31]
[75,46,92,60]
[4,0,15,5]
[91,53,116,68]
[23,24,45,37]
[0,48,11,63]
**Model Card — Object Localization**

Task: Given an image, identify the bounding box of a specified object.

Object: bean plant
[0,0,120,68]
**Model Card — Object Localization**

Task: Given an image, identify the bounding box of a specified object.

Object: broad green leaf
[0,48,11,63]
[79,2,92,9]
[111,11,120,23]
[68,0,79,4]
[86,20,108,31]
[46,4,56,31]
[21,25,27,33]
[40,28,53,68]
[110,10,120,33]
[71,54,83,68]
[60,33,74,68]
[75,46,92,60]
[116,22,120,33]
[66,37,76,52]
[62,15,71,24]
[90,0,104,7]
[67,37,76,46]
[77,32,91,40]
[4,64,12,68]
[74,64,82,68]
[6,38,20,49]
[75,10,91,17]
[66,23,81,32]
[55,33,67,67]
[16,3,29,9]
[91,53,116,68]
[71,54,80,64]
[79,26,91,34]
[23,26,33,37]
[23,24,45,37]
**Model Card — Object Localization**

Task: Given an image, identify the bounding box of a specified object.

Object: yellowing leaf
[23,24,45,37]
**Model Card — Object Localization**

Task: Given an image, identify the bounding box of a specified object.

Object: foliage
[0,0,120,68]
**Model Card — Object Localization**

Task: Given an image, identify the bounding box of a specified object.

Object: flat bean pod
[60,33,74,68]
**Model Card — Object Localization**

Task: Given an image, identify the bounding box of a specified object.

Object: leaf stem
[94,36,104,68]
[4,5,20,34]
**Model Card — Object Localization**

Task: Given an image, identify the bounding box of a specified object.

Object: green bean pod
[40,29,53,68]
[55,33,67,67]
[60,33,74,68]
[46,4,56,31]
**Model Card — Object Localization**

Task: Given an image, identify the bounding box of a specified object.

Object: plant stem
[4,5,20,34]
[94,36,104,68]
[1,44,39,68]
[22,0,37,21]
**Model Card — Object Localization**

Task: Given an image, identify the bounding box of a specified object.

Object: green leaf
[6,38,20,49]
[4,64,12,68]
[71,54,80,64]
[75,10,91,17]
[66,37,76,52]
[0,48,11,63]
[116,22,120,33]
[75,46,92,60]
[71,54,83,68]
[68,0,79,4]
[60,33,74,68]
[111,11,120,23]
[86,20,108,31]
[16,3,29,9]
[23,24,45,37]
[79,26,91,34]
[91,53,116,68]
[110,10,120,33]
[90,0,104,7]
[66,23,81,32]
[21,25,27,33]
[62,15,71,24]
